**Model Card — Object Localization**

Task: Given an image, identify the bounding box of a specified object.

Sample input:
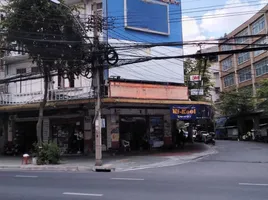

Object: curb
[0,147,218,172]
[93,164,115,172]
[0,165,94,172]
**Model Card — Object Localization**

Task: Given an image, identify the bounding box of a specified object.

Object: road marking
[15,175,38,178]
[239,183,268,186]
[111,178,144,181]
[63,192,103,197]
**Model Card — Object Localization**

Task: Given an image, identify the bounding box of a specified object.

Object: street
[0,141,268,200]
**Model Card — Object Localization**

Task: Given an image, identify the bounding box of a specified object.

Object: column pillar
[42,117,50,143]
[84,116,93,155]
[110,110,120,149]
[163,114,172,146]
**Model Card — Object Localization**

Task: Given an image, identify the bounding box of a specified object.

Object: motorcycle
[204,132,216,145]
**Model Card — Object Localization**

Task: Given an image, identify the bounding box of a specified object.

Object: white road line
[63,192,103,197]
[111,178,145,181]
[239,183,268,186]
[15,175,38,178]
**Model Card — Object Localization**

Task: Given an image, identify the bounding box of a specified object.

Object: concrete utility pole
[92,2,102,166]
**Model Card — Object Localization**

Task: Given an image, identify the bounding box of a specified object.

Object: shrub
[33,142,61,165]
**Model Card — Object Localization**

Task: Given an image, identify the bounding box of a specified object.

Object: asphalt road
[0,140,268,200]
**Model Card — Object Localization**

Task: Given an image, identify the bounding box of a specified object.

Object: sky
[182,0,268,54]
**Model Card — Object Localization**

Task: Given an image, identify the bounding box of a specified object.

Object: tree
[218,88,255,116]
[1,0,91,145]
[218,87,255,134]
[184,58,213,101]
[256,79,268,111]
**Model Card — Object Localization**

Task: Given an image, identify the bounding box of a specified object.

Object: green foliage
[33,142,61,165]
[0,0,87,73]
[184,58,213,101]
[218,87,255,116]
[256,79,268,110]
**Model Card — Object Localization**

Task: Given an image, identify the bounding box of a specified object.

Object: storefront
[118,114,166,151]
[51,117,84,154]
[170,104,214,140]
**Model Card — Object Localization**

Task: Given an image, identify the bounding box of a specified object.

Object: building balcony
[0,86,94,105]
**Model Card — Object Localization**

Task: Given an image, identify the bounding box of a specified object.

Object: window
[252,16,265,35]
[221,45,232,51]
[16,68,26,74]
[223,74,235,88]
[255,58,268,77]
[31,67,39,73]
[238,67,251,83]
[221,57,233,71]
[253,37,267,57]
[235,28,248,44]
[237,52,250,65]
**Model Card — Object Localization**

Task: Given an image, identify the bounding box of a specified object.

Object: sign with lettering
[190,89,204,96]
[170,105,197,120]
[190,75,202,82]
[170,105,213,120]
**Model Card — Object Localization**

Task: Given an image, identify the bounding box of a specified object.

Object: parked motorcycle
[204,132,216,145]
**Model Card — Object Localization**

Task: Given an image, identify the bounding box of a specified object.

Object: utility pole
[92,2,102,166]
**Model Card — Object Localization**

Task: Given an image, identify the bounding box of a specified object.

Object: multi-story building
[0,0,211,154]
[219,4,268,95]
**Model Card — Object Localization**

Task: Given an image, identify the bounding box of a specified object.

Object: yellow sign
[172,108,196,115]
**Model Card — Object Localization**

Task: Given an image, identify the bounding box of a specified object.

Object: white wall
[6,59,92,95]
[209,61,221,102]
[108,39,184,84]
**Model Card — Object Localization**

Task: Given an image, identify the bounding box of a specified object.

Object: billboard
[124,0,170,35]
[107,0,183,84]
[170,105,213,120]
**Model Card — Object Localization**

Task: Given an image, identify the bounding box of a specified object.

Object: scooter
[205,133,216,145]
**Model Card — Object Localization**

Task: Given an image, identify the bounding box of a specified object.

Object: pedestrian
[179,129,185,148]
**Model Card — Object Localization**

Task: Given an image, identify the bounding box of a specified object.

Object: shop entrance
[119,116,147,151]
[15,121,37,154]
[51,118,84,155]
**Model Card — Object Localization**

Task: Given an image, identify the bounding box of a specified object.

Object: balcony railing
[0,86,94,105]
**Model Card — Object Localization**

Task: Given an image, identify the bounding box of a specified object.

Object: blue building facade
[105,0,184,84]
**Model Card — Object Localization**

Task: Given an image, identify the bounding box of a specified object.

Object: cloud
[182,16,207,54]
[182,0,268,55]
[200,0,267,36]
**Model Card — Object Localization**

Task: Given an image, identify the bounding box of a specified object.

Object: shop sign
[190,89,204,96]
[190,75,201,82]
[170,105,197,120]
[171,105,213,120]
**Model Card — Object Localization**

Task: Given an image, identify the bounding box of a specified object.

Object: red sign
[190,75,202,82]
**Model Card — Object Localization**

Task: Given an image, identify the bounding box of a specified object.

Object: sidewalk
[0,143,217,172]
